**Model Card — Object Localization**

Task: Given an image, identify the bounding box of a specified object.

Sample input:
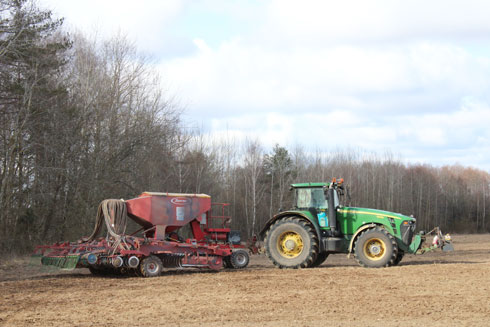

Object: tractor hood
[337,207,415,222]
[337,207,416,246]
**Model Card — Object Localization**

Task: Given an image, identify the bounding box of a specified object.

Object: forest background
[1,0,489,256]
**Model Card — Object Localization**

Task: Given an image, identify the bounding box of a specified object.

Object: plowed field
[1,234,490,327]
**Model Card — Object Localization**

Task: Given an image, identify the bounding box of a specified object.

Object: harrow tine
[61,255,80,270]
[39,254,81,270]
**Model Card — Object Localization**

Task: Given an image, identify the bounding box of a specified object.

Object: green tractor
[260,179,453,268]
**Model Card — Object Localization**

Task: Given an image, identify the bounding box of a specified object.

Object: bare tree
[242,139,265,237]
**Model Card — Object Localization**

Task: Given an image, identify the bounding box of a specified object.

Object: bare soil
[1,234,490,327]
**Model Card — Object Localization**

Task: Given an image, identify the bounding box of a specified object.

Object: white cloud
[262,0,490,46]
[39,0,490,171]
[41,0,184,55]
[162,38,490,112]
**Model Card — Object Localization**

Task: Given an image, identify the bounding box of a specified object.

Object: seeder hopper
[32,192,249,277]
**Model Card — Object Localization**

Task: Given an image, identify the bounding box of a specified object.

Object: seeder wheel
[223,256,232,268]
[139,255,163,277]
[229,249,249,269]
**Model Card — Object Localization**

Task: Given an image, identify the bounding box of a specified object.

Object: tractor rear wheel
[265,217,318,269]
[310,252,329,268]
[229,249,249,269]
[354,227,397,268]
[139,255,163,277]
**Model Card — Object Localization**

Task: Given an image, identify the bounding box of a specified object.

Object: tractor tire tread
[353,226,398,268]
[310,252,329,267]
[265,216,319,269]
[392,250,405,266]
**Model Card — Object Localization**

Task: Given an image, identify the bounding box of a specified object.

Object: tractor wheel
[392,250,404,266]
[354,227,398,268]
[265,217,318,269]
[310,252,329,268]
[229,249,249,269]
[139,255,163,277]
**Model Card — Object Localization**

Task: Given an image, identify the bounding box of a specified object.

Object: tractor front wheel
[139,255,163,277]
[354,227,397,268]
[265,217,318,269]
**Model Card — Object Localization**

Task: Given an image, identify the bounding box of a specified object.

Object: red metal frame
[35,193,245,271]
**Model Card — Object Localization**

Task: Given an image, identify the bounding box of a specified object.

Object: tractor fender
[259,211,321,241]
[347,223,378,253]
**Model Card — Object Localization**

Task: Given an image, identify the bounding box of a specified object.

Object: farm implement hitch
[414,227,454,254]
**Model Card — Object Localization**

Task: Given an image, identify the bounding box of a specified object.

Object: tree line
[1,0,489,256]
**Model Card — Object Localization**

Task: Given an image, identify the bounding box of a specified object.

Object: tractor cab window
[295,187,340,209]
[296,188,328,209]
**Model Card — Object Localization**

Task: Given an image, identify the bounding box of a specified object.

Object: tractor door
[295,187,334,228]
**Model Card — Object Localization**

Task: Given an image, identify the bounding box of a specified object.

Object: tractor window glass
[311,189,327,209]
[296,188,327,208]
[296,189,311,208]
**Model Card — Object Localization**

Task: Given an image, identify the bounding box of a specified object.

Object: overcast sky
[40,0,490,171]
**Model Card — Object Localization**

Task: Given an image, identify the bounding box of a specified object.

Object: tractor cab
[292,180,343,210]
[290,179,345,240]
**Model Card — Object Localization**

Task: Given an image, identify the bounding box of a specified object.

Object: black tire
[131,268,143,277]
[139,255,163,277]
[223,256,232,268]
[310,252,329,268]
[88,266,105,276]
[89,266,123,276]
[265,216,318,269]
[229,249,249,269]
[354,227,398,268]
[392,250,404,266]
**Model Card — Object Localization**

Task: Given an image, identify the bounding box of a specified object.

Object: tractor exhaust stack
[327,184,339,236]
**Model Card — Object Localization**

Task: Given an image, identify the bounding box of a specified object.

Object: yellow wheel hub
[363,238,386,260]
[277,231,304,258]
